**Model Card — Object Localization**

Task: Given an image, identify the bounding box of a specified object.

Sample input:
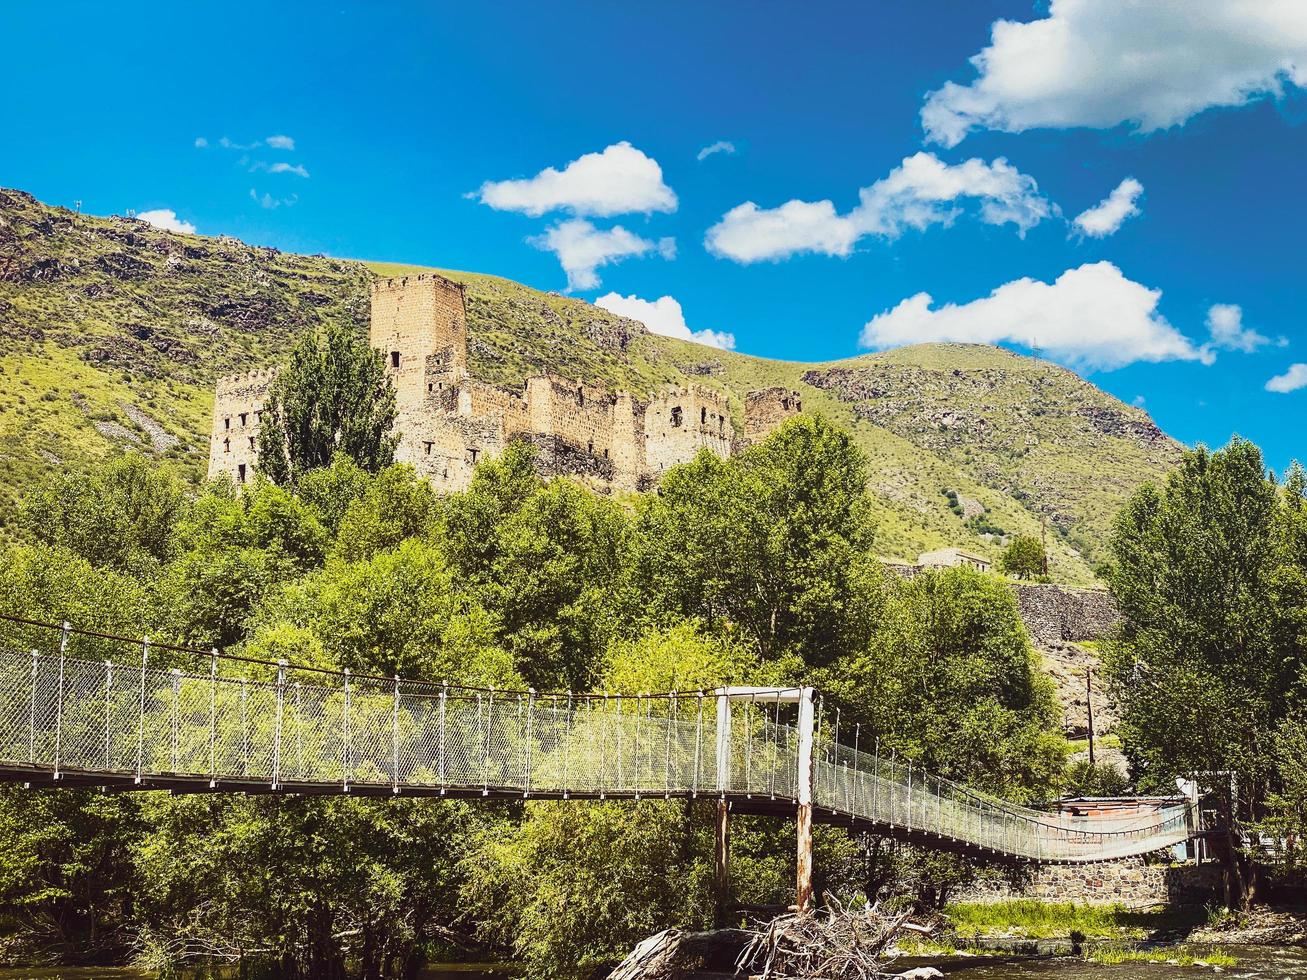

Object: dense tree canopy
[0,412,1079,977]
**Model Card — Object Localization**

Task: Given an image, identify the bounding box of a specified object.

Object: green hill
[0,188,1182,582]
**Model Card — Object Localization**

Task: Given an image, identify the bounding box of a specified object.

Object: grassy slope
[0,192,1182,583]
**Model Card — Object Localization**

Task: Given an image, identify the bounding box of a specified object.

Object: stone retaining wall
[958,858,1221,908]
[1010,582,1118,647]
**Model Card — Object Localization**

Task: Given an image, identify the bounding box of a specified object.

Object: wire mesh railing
[0,617,1196,863]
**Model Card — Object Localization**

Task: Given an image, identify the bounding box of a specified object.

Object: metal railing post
[135,637,149,784]
[208,651,218,786]
[852,723,860,815]
[715,691,731,798]
[28,650,38,765]
[392,675,401,794]
[341,668,351,790]
[563,691,573,800]
[665,692,675,799]
[273,660,286,789]
[104,661,113,769]
[598,694,607,799]
[483,688,494,796]
[523,688,533,797]
[795,686,816,913]
[888,747,896,829]
[295,683,304,780]
[692,692,702,798]
[53,621,69,780]
[170,668,181,772]
[240,677,249,778]
[437,681,447,793]
[872,737,879,823]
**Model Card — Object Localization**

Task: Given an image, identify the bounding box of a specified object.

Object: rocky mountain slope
[0,189,1183,581]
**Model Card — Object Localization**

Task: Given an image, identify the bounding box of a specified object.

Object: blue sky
[4,1,1306,471]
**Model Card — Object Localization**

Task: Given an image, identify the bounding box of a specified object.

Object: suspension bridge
[0,617,1199,911]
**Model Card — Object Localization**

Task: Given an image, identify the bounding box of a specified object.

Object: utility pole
[1086,667,1096,768]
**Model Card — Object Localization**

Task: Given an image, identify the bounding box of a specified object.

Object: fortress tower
[371,273,468,416]
[208,368,278,485]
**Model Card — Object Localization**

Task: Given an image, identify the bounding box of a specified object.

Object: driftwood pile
[737,900,941,980]
[609,900,941,980]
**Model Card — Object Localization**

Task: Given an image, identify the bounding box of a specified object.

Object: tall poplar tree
[257,322,398,485]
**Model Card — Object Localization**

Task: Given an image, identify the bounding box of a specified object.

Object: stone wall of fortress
[209,368,277,484]
[209,273,802,491]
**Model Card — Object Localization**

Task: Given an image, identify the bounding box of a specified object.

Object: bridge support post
[796,686,815,914]
[714,799,730,926]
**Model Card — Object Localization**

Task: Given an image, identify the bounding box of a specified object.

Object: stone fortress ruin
[209,273,803,491]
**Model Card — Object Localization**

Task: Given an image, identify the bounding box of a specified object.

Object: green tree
[999,533,1047,579]
[257,322,398,484]
[460,626,857,978]
[249,537,514,684]
[0,788,143,964]
[820,566,1065,802]
[162,479,328,647]
[432,442,629,690]
[1062,759,1131,797]
[18,452,186,572]
[135,793,500,980]
[333,463,436,562]
[1101,440,1307,907]
[628,415,885,667]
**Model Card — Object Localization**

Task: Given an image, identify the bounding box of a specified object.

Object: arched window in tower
[391,351,401,369]
[671,406,683,427]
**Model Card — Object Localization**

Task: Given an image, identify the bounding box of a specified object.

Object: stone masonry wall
[958,857,1221,908]
[371,273,467,418]
[643,387,733,474]
[1010,582,1119,647]
[209,368,276,484]
[744,387,803,444]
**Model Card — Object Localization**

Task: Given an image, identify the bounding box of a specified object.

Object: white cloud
[1132,395,1147,407]
[476,142,677,217]
[859,261,1214,372]
[249,188,298,210]
[706,199,857,262]
[1072,177,1144,237]
[922,0,1307,146]
[1266,363,1307,393]
[137,209,197,235]
[266,134,295,150]
[194,137,208,149]
[594,293,735,350]
[697,140,737,161]
[1207,303,1270,353]
[265,161,309,178]
[528,219,674,291]
[705,152,1051,263]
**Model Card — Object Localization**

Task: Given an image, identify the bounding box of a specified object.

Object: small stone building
[916,546,992,572]
[209,273,802,490]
